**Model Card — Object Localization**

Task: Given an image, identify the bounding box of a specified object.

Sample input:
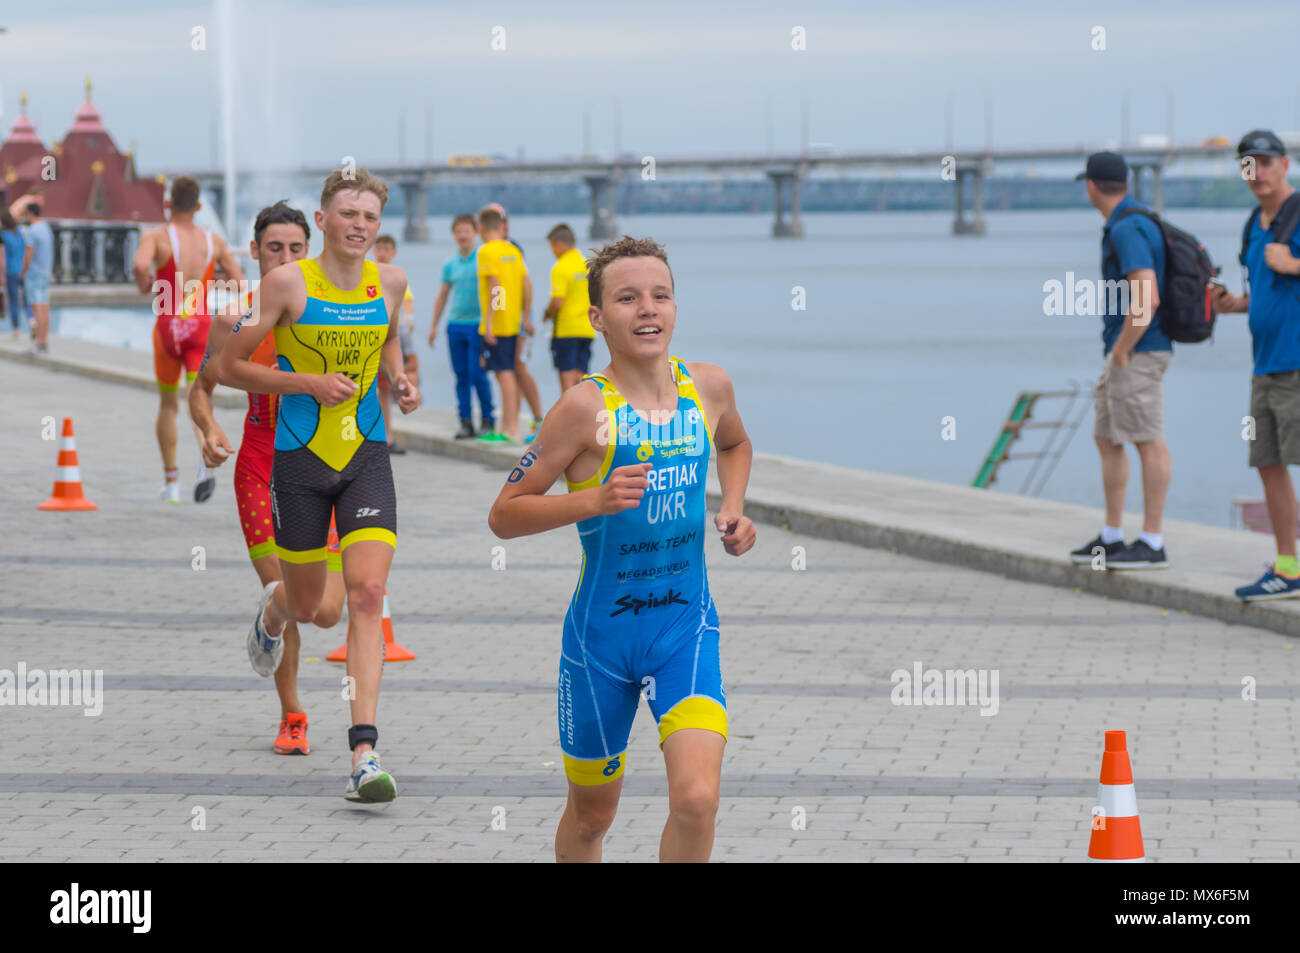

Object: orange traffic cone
[326,588,415,662]
[1087,730,1144,863]
[38,417,97,511]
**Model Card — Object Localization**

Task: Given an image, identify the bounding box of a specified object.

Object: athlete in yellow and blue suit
[269,257,397,560]
[558,357,726,784]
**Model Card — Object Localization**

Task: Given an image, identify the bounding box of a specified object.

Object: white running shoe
[194,463,216,503]
[160,481,181,503]
[344,751,397,803]
[246,581,285,677]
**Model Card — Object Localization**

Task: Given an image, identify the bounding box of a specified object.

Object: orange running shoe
[273,711,310,755]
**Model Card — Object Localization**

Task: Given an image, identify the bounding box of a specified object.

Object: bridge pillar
[1129,160,1165,215]
[401,175,431,243]
[585,174,618,240]
[205,183,228,234]
[952,162,987,236]
[767,169,804,237]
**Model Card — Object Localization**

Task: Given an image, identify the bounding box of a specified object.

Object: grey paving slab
[0,355,1296,862]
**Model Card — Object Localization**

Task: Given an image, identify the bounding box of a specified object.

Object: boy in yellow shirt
[543,223,596,394]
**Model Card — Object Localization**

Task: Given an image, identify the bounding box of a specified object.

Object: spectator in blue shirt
[1068,152,1171,570]
[21,202,54,354]
[1213,130,1300,601]
[430,213,494,438]
[0,210,29,338]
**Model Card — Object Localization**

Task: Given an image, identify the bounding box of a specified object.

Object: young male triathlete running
[188,200,346,755]
[489,235,757,862]
[132,175,244,503]
[218,169,419,802]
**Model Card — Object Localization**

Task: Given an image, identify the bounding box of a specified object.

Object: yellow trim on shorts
[157,382,180,393]
[248,540,277,561]
[275,545,328,564]
[327,550,342,572]
[563,751,627,786]
[185,370,198,383]
[339,527,396,551]
[657,695,728,746]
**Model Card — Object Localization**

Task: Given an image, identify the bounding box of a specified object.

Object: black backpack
[1238,191,1300,294]
[1106,206,1220,344]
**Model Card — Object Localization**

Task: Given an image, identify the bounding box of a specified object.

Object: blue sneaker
[1235,565,1300,602]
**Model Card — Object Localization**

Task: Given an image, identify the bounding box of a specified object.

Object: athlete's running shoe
[273,711,310,755]
[476,431,511,443]
[246,580,285,677]
[1235,565,1300,602]
[160,481,181,504]
[1070,535,1126,565]
[344,751,396,803]
[454,419,476,439]
[193,463,216,503]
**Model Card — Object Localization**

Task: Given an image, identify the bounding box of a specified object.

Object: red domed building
[1,80,166,283]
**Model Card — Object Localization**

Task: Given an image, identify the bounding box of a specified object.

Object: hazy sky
[2,0,1298,175]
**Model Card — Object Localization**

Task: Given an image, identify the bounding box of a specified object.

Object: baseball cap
[1237,129,1286,158]
[1074,151,1129,183]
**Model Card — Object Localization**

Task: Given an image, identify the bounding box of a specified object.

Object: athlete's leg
[315,551,346,628]
[339,539,392,763]
[556,777,623,863]
[265,559,328,633]
[659,729,725,862]
[646,623,728,862]
[496,369,519,438]
[560,369,584,392]
[156,389,179,472]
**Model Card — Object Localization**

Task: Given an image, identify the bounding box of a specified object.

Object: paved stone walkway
[1,359,1296,861]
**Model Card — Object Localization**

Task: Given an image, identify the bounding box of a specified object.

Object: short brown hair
[1091,178,1127,197]
[547,223,575,246]
[586,235,672,309]
[170,175,200,213]
[477,207,504,232]
[320,167,389,212]
[374,233,396,249]
[451,213,477,231]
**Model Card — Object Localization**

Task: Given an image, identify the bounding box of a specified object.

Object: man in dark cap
[1069,152,1171,570]
[1213,130,1300,600]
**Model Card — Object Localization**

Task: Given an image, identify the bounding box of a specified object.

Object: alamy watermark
[0,663,104,716]
[890,661,1000,716]
[1042,273,1153,320]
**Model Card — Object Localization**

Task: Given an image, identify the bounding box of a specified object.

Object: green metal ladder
[973,383,1088,494]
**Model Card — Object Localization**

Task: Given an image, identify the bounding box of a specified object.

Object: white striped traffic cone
[1087,730,1144,862]
[38,417,98,511]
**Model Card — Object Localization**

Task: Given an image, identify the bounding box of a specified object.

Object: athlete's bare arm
[211,233,246,285]
[488,382,651,538]
[378,263,419,413]
[188,306,241,467]
[131,227,166,293]
[218,264,352,404]
[689,362,756,557]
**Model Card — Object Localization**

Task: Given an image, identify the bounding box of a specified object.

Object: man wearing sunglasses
[1213,129,1300,600]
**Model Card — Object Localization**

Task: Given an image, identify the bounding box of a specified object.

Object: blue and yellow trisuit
[268,258,397,561]
[559,357,727,785]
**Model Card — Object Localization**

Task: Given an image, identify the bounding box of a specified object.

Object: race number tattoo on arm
[506,445,541,483]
